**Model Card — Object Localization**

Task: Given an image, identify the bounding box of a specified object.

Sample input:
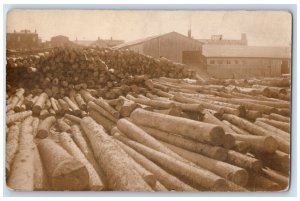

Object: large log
[162,141,248,186]
[6,110,32,126]
[59,132,104,190]
[115,134,228,191]
[6,124,20,176]
[131,108,225,145]
[37,138,89,190]
[7,117,34,191]
[114,139,196,191]
[37,116,56,139]
[140,125,227,161]
[80,117,152,191]
[32,92,48,114]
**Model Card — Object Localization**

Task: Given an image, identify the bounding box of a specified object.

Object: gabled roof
[114,31,203,49]
[202,45,291,59]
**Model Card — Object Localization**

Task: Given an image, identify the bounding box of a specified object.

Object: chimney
[188,29,191,38]
[241,33,247,45]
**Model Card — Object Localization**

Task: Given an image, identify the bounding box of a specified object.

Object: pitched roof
[114,31,203,49]
[202,45,291,59]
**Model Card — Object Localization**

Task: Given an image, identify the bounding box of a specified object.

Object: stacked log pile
[6,47,290,192]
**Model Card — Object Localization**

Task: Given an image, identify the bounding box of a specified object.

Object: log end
[210,126,225,146]
[212,179,228,191]
[230,169,249,187]
[212,148,228,161]
[51,158,89,191]
[36,130,49,139]
[264,136,279,154]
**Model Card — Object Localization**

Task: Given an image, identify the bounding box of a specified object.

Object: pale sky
[7,9,292,46]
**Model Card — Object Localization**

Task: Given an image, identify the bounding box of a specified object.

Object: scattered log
[36,116,56,139]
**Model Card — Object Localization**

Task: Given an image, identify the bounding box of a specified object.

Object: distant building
[50,35,72,47]
[202,45,291,78]
[114,31,204,64]
[75,37,124,48]
[198,33,248,46]
[7,29,39,50]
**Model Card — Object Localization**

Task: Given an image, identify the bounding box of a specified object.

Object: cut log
[57,118,71,132]
[88,101,117,123]
[230,133,278,154]
[114,134,228,191]
[7,117,34,191]
[226,150,262,172]
[140,125,227,161]
[256,118,290,133]
[88,109,116,132]
[269,113,290,123]
[63,96,81,116]
[33,144,48,190]
[64,114,81,124]
[162,141,248,186]
[233,141,251,154]
[75,93,87,110]
[131,108,225,145]
[32,117,39,137]
[117,118,185,161]
[114,139,196,191]
[80,117,152,191]
[59,132,104,190]
[6,124,20,176]
[32,93,48,114]
[36,116,56,139]
[94,98,120,118]
[37,138,89,190]
[7,110,32,126]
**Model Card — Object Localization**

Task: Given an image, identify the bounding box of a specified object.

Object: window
[217,60,223,64]
[210,60,215,64]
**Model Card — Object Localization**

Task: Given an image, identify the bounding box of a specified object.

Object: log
[75,93,87,110]
[50,97,60,115]
[230,133,278,154]
[80,89,96,103]
[163,141,248,186]
[131,108,225,145]
[244,110,262,121]
[269,113,290,123]
[7,110,32,126]
[254,121,290,141]
[246,172,281,191]
[222,120,251,135]
[114,139,196,191]
[63,96,81,116]
[32,117,39,137]
[115,134,228,191]
[80,117,152,191]
[140,126,228,161]
[39,109,50,120]
[262,168,289,189]
[58,98,70,113]
[117,118,184,161]
[14,96,24,112]
[256,118,290,133]
[116,96,139,117]
[57,118,71,132]
[233,141,251,154]
[88,109,116,132]
[36,116,56,139]
[59,132,104,190]
[33,144,48,190]
[223,114,290,154]
[88,101,117,123]
[37,138,89,190]
[32,92,48,114]
[94,98,120,118]
[64,114,81,124]
[7,117,34,191]
[6,124,20,176]
[152,182,169,191]
[126,94,175,109]
[226,150,262,172]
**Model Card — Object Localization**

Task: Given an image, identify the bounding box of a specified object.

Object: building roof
[114,31,203,49]
[202,45,291,59]
[73,40,95,47]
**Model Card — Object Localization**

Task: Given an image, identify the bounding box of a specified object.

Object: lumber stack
[6,46,290,192]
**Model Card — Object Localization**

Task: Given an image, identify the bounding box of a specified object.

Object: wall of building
[122,32,203,63]
[206,57,284,78]
[7,33,39,50]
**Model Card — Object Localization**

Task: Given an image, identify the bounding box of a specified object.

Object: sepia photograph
[5,9,292,192]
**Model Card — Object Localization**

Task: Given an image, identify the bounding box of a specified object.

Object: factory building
[114,32,204,65]
[7,29,40,50]
[202,45,291,78]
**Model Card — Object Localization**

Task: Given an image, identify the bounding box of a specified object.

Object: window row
[209,59,247,65]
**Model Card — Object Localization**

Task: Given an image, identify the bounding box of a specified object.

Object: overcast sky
[7,9,292,46]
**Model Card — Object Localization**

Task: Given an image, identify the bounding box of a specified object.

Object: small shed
[114,32,204,65]
[202,45,291,78]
